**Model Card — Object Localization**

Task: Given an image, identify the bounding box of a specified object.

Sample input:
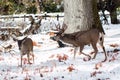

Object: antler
[51,22,60,31]
[55,23,61,31]
[61,22,67,33]
[51,22,68,34]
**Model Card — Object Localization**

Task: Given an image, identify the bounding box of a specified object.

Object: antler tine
[62,22,67,32]
[57,23,61,30]
[55,23,59,31]
[51,22,66,33]
[51,22,59,31]
[54,22,61,31]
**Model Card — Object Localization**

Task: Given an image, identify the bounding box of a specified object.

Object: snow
[0,14,120,80]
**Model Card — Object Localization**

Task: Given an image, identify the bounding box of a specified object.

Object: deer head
[51,23,68,41]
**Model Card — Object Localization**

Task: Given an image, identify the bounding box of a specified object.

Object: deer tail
[99,32,104,45]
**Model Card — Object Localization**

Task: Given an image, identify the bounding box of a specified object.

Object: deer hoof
[102,58,107,62]
[92,55,96,59]
[83,56,91,61]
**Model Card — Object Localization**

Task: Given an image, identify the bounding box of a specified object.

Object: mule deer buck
[51,23,107,62]
[12,36,34,67]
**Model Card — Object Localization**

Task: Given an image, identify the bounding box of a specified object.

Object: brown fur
[52,24,107,62]
[13,37,34,67]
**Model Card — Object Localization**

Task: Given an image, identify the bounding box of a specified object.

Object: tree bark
[35,0,41,13]
[110,9,118,24]
[64,0,104,34]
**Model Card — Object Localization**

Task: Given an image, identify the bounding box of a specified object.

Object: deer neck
[59,34,76,45]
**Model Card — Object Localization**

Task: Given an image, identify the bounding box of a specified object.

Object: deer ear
[10,34,18,41]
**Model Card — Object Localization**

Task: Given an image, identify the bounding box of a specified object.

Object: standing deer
[29,16,43,34]
[12,36,34,67]
[51,23,107,62]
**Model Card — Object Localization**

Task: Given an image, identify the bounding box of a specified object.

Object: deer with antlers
[51,23,107,62]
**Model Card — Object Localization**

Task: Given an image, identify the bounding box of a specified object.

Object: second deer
[12,36,34,67]
[51,23,107,62]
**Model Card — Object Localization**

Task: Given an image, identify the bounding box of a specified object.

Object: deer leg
[102,46,107,62]
[21,54,23,67]
[27,53,31,64]
[30,51,34,63]
[79,45,84,55]
[99,42,107,62]
[32,53,34,63]
[91,43,98,59]
[80,45,91,59]
[73,47,79,59]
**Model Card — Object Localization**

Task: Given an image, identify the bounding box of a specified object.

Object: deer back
[76,29,99,44]
[18,37,33,53]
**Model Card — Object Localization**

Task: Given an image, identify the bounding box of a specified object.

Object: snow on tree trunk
[64,0,104,33]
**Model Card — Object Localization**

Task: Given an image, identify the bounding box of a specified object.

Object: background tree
[35,0,41,13]
[0,0,64,15]
[97,0,120,24]
[64,0,104,34]
[105,0,120,24]
[41,0,63,13]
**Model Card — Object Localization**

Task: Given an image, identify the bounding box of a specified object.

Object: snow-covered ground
[0,14,120,80]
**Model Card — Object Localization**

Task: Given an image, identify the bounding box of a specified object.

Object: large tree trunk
[110,9,118,24]
[64,0,104,34]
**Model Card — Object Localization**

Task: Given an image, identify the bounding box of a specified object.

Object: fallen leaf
[95,62,102,70]
[110,44,119,47]
[67,64,75,72]
[62,54,68,60]
[91,71,102,77]
[91,71,97,77]
[57,54,63,62]
[49,54,55,58]
[109,56,116,62]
